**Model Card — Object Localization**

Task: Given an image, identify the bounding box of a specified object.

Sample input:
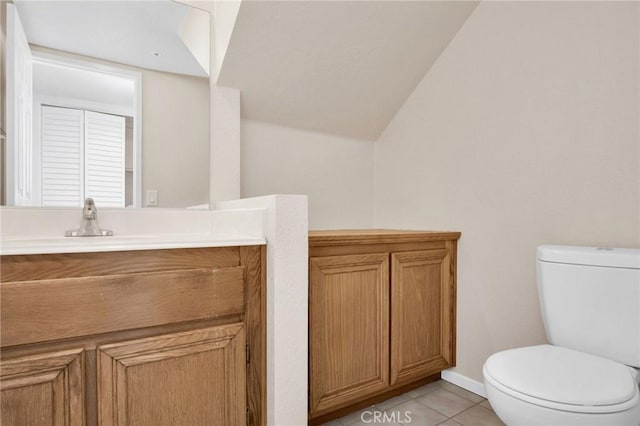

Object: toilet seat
[483,344,640,414]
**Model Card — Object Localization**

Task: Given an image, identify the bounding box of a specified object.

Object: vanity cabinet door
[1,348,85,426]
[97,323,246,426]
[309,253,390,415]
[390,250,454,386]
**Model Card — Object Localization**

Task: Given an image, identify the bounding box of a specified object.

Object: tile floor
[322,380,505,426]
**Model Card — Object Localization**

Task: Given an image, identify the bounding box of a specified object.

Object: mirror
[2,0,212,208]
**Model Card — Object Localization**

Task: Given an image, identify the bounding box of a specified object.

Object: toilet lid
[484,345,637,408]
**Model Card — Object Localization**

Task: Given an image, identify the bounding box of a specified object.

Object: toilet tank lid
[537,245,640,269]
[484,345,638,408]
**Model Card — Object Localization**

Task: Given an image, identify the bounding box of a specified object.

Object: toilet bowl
[483,345,640,425]
[483,246,640,426]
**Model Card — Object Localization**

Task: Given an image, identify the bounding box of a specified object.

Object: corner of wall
[210,85,241,205]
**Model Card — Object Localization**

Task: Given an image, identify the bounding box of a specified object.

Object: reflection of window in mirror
[33,55,141,208]
[40,106,128,208]
[12,50,142,208]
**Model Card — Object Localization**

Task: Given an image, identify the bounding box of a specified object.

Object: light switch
[146,190,158,207]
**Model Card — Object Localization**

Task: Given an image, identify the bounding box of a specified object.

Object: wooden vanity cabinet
[0,245,266,426]
[308,230,460,422]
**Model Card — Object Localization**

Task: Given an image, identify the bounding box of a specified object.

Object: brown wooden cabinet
[308,230,460,423]
[1,245,266,426]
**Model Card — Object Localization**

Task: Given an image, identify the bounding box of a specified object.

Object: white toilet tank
[537,245,640,368]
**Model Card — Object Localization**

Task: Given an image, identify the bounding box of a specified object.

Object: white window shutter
[41,106,84,207]
[84,111,125,208]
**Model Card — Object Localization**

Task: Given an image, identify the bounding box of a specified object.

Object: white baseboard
[441,369,487,398]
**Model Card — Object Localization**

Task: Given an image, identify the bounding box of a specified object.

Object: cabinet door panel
[309,253,389,414]
[1,348,85,426]
[97,323,245,426]
[391,250,453,386]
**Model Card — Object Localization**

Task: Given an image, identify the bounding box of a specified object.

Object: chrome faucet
[65,198,113,237]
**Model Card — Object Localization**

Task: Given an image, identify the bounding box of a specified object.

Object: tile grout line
[445,400,486,420]
[409,387,479,419]
[405,386,493,426]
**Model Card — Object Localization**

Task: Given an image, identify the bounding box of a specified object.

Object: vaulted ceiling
[217,1,479,140]
[15,0,480,141]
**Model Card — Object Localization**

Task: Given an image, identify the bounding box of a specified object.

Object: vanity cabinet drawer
[1,266,245,347]
[0,247,241,282]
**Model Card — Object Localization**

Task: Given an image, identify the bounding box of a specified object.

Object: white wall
[374,1,640,382]
[140,67,209,208]
[210,86,240,205]
[241,119,374,230]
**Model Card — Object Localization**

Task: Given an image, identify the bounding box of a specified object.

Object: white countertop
[0,233,266,256]
[0,206,267,255]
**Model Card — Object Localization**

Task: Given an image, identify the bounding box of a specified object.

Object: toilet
[483,245,640,425]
